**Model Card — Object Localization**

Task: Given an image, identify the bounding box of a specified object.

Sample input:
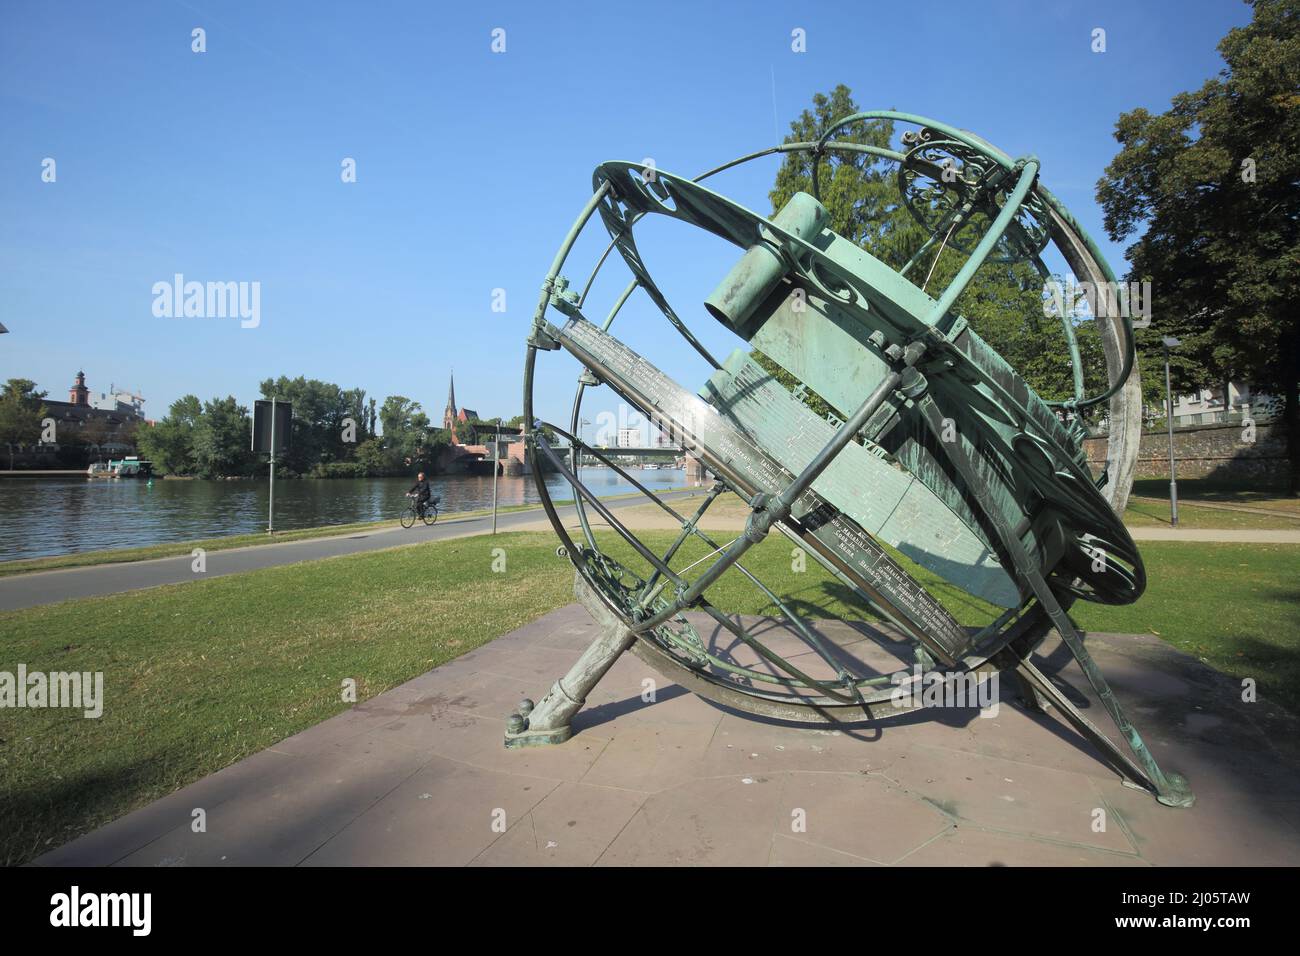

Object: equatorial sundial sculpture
[509,110,1193,807]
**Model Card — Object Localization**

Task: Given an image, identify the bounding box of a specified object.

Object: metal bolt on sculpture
[510,110,1193,808]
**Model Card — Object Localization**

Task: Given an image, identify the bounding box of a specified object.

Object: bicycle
[400,493,440,529]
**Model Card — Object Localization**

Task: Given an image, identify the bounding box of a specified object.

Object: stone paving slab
[35,603,1300,867]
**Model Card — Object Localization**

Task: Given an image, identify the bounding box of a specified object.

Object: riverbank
[0,503,533,578]
[0,470,88,478]
[2,526,1297,866]
[0,488,699,578]
[0,468,692,563]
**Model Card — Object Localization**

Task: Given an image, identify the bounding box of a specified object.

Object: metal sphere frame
[514,110,1191,808]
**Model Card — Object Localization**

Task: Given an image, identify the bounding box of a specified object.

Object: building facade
[28,371,146,462]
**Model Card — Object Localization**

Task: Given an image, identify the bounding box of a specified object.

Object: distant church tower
[68,370,89,406]
[443,372,458,436]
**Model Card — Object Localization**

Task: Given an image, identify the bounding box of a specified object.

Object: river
[0,467,687,562]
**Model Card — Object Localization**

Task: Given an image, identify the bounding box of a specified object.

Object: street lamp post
[1162,336,1181,527]
[492,417,502,535]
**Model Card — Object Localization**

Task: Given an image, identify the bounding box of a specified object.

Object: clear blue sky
[0,0,1251,434]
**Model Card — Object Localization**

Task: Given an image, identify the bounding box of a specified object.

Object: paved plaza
[35,603,1300,867]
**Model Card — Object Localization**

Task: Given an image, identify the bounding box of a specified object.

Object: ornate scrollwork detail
[898,127,1050,265]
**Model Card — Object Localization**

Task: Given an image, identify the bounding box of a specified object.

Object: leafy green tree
[192,396,254,478]
[0,379,47,469]
[1097,0,1300,491]
[258,376,370,473]
[379,395,433,469]
[137,395,202,475]
[353,437,387,473]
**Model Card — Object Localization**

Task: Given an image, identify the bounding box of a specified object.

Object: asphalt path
[5,490,1295,613]
[0,490,707,612]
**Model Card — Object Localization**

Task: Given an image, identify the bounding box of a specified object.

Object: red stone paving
[35,604,1300,867]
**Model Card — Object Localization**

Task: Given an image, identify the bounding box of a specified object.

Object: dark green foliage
[1097,0,1300,491]
[0,379,49,468]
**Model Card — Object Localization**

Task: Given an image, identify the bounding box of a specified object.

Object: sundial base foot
[503,723,574,749]
[1154,772,1196,809]
[503,572,636,751]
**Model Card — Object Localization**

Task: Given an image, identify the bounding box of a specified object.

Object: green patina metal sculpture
[512,110,1192,808]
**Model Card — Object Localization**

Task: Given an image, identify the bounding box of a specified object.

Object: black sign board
[252,400,293,455]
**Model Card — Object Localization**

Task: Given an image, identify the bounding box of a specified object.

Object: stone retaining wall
[1085,420,1287,480]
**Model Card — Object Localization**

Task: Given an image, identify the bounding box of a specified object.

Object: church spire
[443,371,458,434]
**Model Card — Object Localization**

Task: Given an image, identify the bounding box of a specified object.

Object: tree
[379,395,433,469]
[259,376,369,474]
[76,417,114,462]
[192,396,253,478]
[1097,0,1300,491]
[137,395,201,475]
[0,379,47,469]
[353,437,386,473]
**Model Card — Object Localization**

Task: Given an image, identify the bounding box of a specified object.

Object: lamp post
[492,417,502,534]
[1162,336,1181,527]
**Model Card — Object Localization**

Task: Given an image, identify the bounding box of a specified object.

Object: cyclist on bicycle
[407,472,433,518]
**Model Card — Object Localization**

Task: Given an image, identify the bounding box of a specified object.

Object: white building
[616,427,641,448]
[89,384,146,416]
[1167,382,1274,427]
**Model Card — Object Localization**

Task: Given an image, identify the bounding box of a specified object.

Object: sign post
[269,397,277,533]
[252,398,292,534]
[491,431,505,535]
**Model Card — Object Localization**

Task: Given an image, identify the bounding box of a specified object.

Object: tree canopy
[0,379,48,469]
[1096,0,1299,491]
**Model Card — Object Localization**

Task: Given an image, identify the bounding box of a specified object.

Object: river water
[0,467,687,562]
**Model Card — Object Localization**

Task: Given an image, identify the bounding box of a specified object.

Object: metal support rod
[533,433,879,698]
[548,430,859,685]
[632,366,904,635]
[925,159,1040,327]
[505,574,637,747]
[914,392,1191,805]
[899,188,979,278]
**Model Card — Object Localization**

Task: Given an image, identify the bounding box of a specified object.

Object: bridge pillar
[685,454,709,486]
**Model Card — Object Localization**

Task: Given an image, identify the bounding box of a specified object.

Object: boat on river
[87,456,153,479]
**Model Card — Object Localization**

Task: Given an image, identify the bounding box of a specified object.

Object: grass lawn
[1130,477,1300,515]
[644,487,1300,531]
[1,528,1297,865]
[1123,497,1300,529]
